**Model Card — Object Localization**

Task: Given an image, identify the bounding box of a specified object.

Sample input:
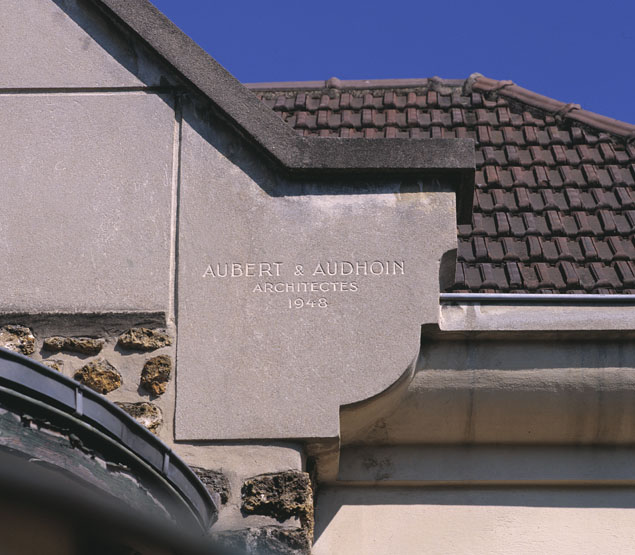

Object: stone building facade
[1,1,634,554]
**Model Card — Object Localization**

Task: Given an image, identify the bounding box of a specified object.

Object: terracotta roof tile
[249,74,635,293]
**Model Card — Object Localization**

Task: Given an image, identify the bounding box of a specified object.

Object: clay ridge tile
[471,75,635,140]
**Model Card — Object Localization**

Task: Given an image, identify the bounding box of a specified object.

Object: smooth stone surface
[175,101,458,440]
[0,93,175,312]
[0,0,169,88]
[313,486,635,555]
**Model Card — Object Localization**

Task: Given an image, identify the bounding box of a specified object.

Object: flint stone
[115,402,162,434]
[141,355,172,396]
[175,101,458,440]
[0,92,174,313]
[118,328,172,352]
[191,467,231,505]
[0,325,35,355]
[75,360,122,394]
[215,526,311,555]
[43,360,63,373]
[43,336,104,355]
[242,471,314,537]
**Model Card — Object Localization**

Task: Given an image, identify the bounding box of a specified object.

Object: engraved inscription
[203,262,282,278]
[202,260,405,308]
[288,298,328,309]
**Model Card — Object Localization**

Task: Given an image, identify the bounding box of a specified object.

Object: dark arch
[0,347,225,555]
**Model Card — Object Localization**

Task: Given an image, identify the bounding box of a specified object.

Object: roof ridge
[245,76,465,92]
[249,72,635,142]
[471,74,635,142]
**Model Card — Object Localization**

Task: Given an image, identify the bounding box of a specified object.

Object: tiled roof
[248,75,635,294]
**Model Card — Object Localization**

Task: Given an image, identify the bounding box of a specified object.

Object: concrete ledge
[440,294,635,332]
[339,445,635,485]
[297,137,474,173]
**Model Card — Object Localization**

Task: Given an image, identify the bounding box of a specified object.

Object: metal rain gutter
[0,347,218,529]
[441,293,635,304]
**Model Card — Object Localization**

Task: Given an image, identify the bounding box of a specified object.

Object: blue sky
[151,0,635,124]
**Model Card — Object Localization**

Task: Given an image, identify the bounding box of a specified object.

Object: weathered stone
[74,360,122,394]
[43,360,63,373]
[215,526,311,555]
[140,355,172,396]
[0,325,35,355]
[115,402,162,434]
[117,328,172,352]
[242,471,314,538]
[191,466,231,505]
[43,336,104,355]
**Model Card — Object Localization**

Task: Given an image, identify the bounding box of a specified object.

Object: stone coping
[92,0,475,222]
